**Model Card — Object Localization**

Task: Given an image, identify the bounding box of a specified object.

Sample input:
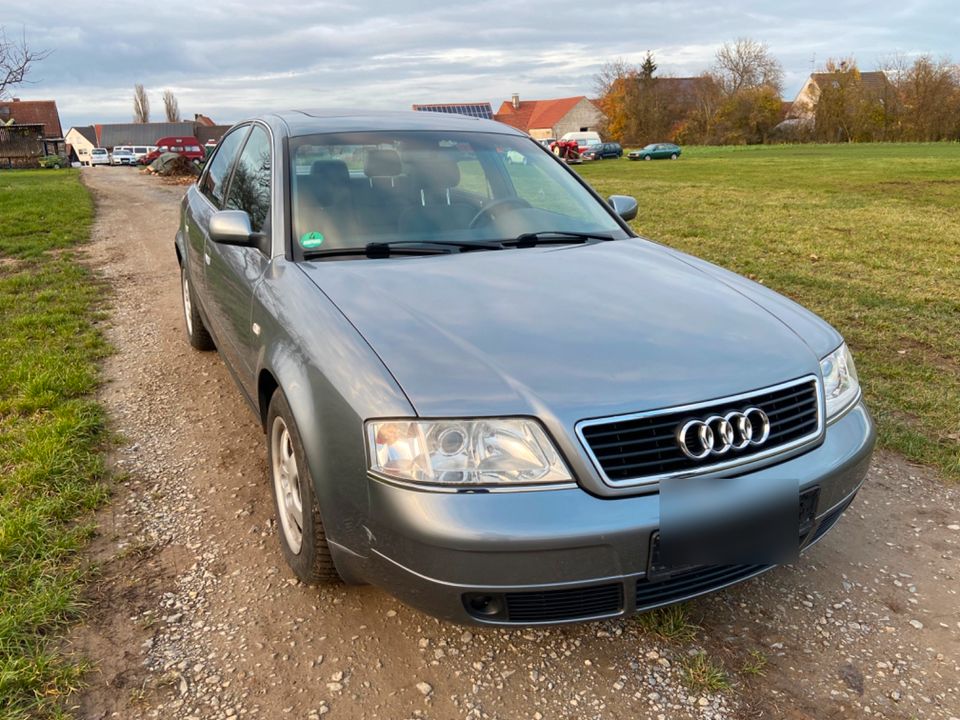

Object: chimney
[511,93,520,110]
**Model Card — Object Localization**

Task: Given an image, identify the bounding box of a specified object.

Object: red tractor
[549,139,582,164]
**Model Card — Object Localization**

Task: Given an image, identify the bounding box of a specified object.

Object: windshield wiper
[503,230,617,248]
[365,240,504,258]
[302,240,503,261]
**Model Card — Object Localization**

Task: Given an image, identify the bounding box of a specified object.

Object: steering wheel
[469,197,531,228]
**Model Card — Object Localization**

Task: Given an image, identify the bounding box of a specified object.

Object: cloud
[3,0,956,129]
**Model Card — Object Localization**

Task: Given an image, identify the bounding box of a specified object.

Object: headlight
[366,418,572,488]
[820,343,860,420]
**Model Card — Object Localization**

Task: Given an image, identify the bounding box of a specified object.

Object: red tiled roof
[494,96,588,132]
[0,99,63,138]
[194,114,216,127]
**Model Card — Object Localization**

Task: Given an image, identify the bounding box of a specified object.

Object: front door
[203,124,273,397]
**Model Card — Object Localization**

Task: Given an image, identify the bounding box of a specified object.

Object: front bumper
[337,400,875,625]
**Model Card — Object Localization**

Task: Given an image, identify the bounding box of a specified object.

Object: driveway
[73,167,960,720]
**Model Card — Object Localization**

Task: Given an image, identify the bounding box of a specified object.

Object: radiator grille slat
[579,378,821,483]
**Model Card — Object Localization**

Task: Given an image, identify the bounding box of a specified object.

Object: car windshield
[289,130,626,254]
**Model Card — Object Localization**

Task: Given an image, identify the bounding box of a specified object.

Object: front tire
[266,390,340,585]
[181,266,215,351]
[644,155,652,161]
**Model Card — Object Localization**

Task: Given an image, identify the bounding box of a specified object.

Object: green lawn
[0,170,108,719]
[578,143,960,480]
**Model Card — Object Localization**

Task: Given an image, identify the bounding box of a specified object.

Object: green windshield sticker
[300,231,325,249]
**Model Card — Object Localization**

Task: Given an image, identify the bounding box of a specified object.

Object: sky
[3,0,958,131]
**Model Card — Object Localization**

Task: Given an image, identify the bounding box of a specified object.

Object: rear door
[203,124,273,392]
[185,125,249,301]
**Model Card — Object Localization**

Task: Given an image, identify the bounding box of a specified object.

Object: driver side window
[200,127,248,208]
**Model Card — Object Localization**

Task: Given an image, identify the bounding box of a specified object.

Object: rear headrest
[407,154,460,191]
[364,149,402,178]
[311,160,350,184]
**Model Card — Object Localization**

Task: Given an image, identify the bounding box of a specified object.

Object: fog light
[463,593,505,618]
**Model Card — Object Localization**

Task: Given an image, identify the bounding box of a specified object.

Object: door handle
[204,252,211,266]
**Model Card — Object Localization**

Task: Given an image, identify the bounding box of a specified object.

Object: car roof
[254,109,528,138]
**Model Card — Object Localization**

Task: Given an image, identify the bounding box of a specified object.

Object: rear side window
[225,126,271,236]
[200,127,247,207]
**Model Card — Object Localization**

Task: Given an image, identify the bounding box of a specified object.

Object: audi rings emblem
[676,408,771,460]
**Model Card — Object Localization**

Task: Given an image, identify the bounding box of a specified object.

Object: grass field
[0,170,108,719]
[578,143,960,480]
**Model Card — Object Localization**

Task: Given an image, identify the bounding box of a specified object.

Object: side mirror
[209,210,263,248]
[608,195,638,222]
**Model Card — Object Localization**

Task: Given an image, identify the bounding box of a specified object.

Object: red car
[139,136,205,164]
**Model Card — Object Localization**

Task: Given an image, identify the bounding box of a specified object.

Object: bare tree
[0,26,51,99]
[162,89,181,122]
[133,84,150,123]
[714,38,784,95]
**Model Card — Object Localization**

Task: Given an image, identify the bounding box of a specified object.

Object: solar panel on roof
[413,103,494,120]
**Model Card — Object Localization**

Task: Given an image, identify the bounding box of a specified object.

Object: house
[494,95,604,140]
[194,113,217,127]
[0,98,65,159]
[789,71,891,120]
[412,103,494,119]
[65,125,97,164]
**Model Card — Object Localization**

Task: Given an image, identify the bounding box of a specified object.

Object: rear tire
[266,389,341,585]
[670,153,678,160]
[181,265,215,351]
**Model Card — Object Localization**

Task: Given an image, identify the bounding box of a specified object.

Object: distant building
[494,95,604,140]
[95,121,196,149]
[0,98,65,163]
[195,124,232,146]
[412,103,495,119]
[789,71,892,120]
[65,125,97,164]
[194,113,217,127]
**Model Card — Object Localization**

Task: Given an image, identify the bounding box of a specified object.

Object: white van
[561,131,602,151]
[131,145,156,162]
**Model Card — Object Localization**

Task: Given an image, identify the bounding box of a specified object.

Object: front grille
[503,583,623,623]
[578,377,821,485]
[636,564,771,609]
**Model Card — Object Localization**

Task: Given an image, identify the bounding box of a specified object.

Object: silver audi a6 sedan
[175,110,875,625]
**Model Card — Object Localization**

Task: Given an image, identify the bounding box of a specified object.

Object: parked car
[176,110,874,626]
[89,147,110,166]
[155,136,205,163]
[582,142,623,160]
[537,137,556,148]
[628,143,682,161]
[110,148,136,166]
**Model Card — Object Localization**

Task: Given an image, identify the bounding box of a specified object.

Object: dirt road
[72,168,960,720]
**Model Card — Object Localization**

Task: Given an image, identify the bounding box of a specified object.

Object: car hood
[300,239,834,423]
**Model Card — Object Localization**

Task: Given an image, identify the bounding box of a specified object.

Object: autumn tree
[713,38,783,95]
[133,84,150,123]
[897,56,959,141]
[813,58,869,142]
[163,89,181,122]
[594,59,639,143]
[713,85,783,144]
[0,26,50,99]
